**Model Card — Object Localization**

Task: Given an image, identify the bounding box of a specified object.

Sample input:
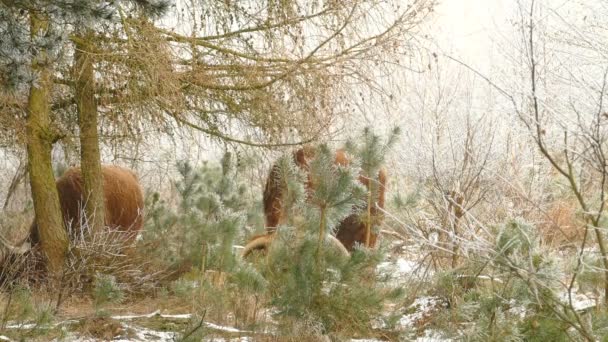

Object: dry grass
[0,210,31,242]
[74,316,128,340]
[52,293,195,319]
[538,200,583,249]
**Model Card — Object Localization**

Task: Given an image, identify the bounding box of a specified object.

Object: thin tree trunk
[3,158,26,210]
[74,32,105,234]
[316,206,327,266]
[365,184,372,247]
[26,11,69,275]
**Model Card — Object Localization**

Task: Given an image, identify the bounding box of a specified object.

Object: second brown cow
[242,146,387,256]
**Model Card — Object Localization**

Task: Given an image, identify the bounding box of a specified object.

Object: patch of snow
[118,323,177,342]
[161,313,192,319]
[117,314,254,334]
[508,306,527,319]
[507,299,526,319]
[5,319,78,330]
[111,310,192,320]
[381,258,418,275]
[8,313,253,342]
[54,336,86,342]
[203,337,251,342]
[414,329,452,341]
[204,321,252,333]
[5,323,37,329]
[370,317,387,329]
[377,257,421,285]
[559,292,597,311]
[51,323,179,342]
[111,310,162,320]
[397,296,446,330]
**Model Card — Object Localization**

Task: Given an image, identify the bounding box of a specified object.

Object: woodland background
[1,0,608,341]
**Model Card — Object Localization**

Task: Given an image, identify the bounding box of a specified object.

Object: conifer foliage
[144,152,261,272]
[0,0,171,89]
[345,127,400,246]
[135,129,402,337]
[255,129,401,336]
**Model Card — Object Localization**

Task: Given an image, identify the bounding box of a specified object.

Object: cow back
[30,165,144,245]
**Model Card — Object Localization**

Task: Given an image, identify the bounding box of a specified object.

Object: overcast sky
[434,0,513,74]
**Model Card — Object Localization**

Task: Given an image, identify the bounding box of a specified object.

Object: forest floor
[0,243,454,342]
[1,241,596,341]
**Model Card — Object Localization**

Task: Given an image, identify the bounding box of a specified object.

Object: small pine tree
[256,129,402,336]
[345,127,400,247]
[143,152,262,273]
[92,273,124,315]
[303,144,365,264]
[429,218,578,340]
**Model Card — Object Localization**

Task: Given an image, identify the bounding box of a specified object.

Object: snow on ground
[376,242,430,287]
[0,246,454,341]
[110,310,168,320]
[6,318,79,330]
[350,329,452,342]
[59,327,253,342]
[118,323,177,342]
[58,325,178,342]
[52,320,253,342]
[5,323,38,329]
[377,258,418,279]
[1,250,448,341]
[4,313,254,342]
[558,291,597,311]
[396,296,447,330]
[414,329,452,341]
[203,321,252,334]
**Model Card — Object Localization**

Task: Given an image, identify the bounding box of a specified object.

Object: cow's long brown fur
[245,146,387,256]
[29,165,145,245]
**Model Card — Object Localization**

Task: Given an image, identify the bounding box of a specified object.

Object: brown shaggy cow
[242,146,387,256]
[0,165,144,277]
[29,165,145,245]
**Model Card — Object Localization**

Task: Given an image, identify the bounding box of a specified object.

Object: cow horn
[242,234,274,258]
[242,234,350,259]
[0,233,31,255]
[327,235,350,258]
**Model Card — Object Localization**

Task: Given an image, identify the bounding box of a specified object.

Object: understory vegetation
[1,126,606,341]
[0,129,413,341]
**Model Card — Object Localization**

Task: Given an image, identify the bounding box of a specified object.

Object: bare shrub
[538,199,583,249]
[53,223,171,309]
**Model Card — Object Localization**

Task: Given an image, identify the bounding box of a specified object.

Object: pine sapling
[345,127,400,247]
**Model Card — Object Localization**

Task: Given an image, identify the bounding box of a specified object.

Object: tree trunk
[26,11,69,275]
[74,32,105,234]
[364,185,372,247]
